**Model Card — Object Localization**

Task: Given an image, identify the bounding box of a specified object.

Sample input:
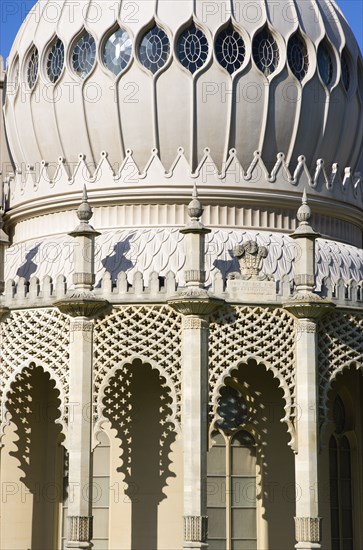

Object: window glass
[27,47,39,89]
[287,33,309,81]
[329,398,354,550]
[341,49,350,91]
[252,28,279,76]
[317,41,333,86]
[103,27,132,75]
[47,38,65,83]
[216,27,245,74]
[139,25,170,74]
[177,25,209,74]
[72,32,96,78]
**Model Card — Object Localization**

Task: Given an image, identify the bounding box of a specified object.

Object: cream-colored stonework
[0,0,362,548]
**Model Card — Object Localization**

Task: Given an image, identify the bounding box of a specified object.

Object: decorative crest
[229,241,268,280]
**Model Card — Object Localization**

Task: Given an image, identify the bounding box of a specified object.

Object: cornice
[3,150,362,231]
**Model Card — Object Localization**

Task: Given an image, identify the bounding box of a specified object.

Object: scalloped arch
[210,356,296,451]
[320,360,362,441]
[0,360,68,448]
[93,354,180,448]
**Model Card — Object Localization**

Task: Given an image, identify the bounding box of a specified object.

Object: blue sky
[0,0,362,61]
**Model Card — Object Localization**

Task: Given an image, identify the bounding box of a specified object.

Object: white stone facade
[0,1,362,549]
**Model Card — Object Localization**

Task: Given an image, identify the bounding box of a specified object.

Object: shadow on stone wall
[6,363,63,550]
[102,357,176,550]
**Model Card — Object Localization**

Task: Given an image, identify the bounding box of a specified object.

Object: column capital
[283,291,334,320]
[294,516,321,543]
[56,293,109,318]
[168,287,224,316]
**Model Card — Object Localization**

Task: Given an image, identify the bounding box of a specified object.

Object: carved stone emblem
[229,241,268,280]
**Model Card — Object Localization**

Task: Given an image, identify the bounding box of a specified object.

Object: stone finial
[297,188,311,224]
[77,186,93,223]
[292,189,318,237]
[69,186,99,237]
[186,184,204,228]
[68,187,100,293]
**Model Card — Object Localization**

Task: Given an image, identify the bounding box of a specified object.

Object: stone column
[56,188,108,549]
[284,191,333,550]
[293,317,321,550]
[0,209,9,294]
[66,318,94,548]
[181,314,209,548]
[169,186,223,549]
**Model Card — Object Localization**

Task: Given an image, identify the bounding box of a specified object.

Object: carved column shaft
[182,315,209,548]
[181,228,210,288]
[66,318,94,549]
[294,318,321,550]
[0,210,9,294]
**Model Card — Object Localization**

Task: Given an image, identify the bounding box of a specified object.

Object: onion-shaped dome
[4,0,362,177]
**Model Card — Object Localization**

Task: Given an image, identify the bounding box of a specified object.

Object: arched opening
[321,367,363,550]
[329,396,354,550]
[0,364,64,550]
[208,360,295,550]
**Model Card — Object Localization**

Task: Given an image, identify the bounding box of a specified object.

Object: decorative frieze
[182,316,209,330]
[294,516,321,543]
[68,516,93,542]
[184,515,208,542]
[69,319,93,332]
[296,320,317,333]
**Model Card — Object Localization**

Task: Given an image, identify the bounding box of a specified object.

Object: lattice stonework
[209,306,296,441]
[93,305,182,426]
[0,309,70,441]
[318,312,363,425]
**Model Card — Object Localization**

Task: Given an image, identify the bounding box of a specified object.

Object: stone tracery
[318,311,363,431]
[93,305,182,428]
[209,306,296,446]
[0,308,70,444]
